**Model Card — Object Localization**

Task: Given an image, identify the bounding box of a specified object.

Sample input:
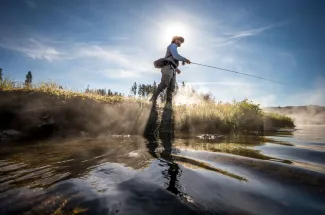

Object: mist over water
[265,106,325,125]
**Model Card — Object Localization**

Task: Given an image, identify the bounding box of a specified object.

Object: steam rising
[264,79,325,125]
[265,105,325,125]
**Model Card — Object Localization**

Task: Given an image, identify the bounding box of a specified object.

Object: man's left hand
[176,68,181,74]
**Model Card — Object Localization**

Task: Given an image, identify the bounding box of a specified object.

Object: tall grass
[263,112,295,129]
[174,100,272,134]
[0,78,123,103]
[0,79,295,134]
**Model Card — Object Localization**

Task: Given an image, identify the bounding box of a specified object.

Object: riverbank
[0,82,294,141]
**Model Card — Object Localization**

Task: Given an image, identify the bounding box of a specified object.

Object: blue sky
[0,0,324,106]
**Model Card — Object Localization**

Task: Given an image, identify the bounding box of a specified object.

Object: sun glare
[162,22,190,44]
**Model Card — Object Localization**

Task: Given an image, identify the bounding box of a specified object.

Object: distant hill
[264,105,325,125]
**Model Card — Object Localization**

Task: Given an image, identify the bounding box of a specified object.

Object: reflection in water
[164,162,181,195]
[144,104,184,198]
[143,105,159,158]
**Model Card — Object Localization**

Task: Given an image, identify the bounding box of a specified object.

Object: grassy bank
[174,100,294,134]
[0,79,294,139]
[0,79,124,103]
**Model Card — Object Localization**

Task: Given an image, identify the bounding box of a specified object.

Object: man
[150,36,191,106]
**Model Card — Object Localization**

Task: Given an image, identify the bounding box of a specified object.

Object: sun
[162,22,189,44]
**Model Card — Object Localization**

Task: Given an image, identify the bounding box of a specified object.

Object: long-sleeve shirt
[165,43,187,67]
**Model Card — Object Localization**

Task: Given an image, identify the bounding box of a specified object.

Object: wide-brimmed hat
[171,36,185,43]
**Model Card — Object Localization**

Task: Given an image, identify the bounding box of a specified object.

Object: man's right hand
[185,59,191,64]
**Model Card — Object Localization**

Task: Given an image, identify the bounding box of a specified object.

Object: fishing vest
[153,44,178,69]
[164,44,179,68]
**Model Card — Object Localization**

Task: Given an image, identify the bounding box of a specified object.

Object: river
[0,125,324,214]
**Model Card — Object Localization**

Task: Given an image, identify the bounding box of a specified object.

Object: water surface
[0,126,325,215]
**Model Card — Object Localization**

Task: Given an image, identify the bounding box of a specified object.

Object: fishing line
[191,62,284,84]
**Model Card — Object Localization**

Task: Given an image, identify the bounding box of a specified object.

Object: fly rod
[191,62,283,84]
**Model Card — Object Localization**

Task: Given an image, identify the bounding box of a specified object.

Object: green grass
[173,99,294,134]
[263,112,295,129]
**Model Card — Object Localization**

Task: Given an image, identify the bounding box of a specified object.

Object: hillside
[264,105,325,125]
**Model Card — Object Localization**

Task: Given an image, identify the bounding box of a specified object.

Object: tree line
[85,86,123,97]
[129,81,213,102]
[130,81,178,102]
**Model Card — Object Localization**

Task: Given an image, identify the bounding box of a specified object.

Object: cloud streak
[74,45,130,65]
[213,22,288,47]
[229,25,276,39]
[0,38,63,61]
[0,35,147,68]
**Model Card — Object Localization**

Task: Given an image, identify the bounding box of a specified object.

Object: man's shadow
[143,103,183,197]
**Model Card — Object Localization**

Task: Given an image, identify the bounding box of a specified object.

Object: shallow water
[0,126,325,215]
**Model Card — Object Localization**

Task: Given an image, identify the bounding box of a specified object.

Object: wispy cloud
[213,22,288,47]
[24,39,63,61]
[72,45,155,77]
[229,25,276,39]
[74,45,129,65]
[25,0,36,9]
[0,34,155,79]
[0,37,63,61]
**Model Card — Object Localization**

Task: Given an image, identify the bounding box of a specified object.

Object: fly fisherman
[150,36,191,106]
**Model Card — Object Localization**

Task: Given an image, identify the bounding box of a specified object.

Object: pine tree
[145,84,151,97]
[96,89,106,96]
[25,71,32,87]
[137,84,142,97]
[141,84,146,97]
[131,82,137,97]
[0,68,3,82]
